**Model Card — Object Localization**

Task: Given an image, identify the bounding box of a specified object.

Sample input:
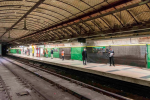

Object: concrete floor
[9,54,150,87]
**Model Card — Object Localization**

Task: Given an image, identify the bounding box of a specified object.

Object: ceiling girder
[0,0,45,38]
[126,9,139,24]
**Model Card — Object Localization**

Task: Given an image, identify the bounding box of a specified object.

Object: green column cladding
[18,49,21,54]
[71,47,85,61]
[47,48,51,57]
[147,44,150,68]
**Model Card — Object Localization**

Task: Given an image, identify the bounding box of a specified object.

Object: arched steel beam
[68,26,79,35]
[0,0,45,38]
[45,32,53,40]
[54,30,63,38]
[18,19,48,26]
[50,31,60,38]
[112,14,124,27]
[15,22,44,31]
[0,7,66,20]
[91,20,103,31]
[83,22,95,31]
[31,34,41,41]
[7,0,105,41]
[11,0,146,43]
[70,25,80,35]
[77,24,87,33]
[0,15,22,18]
[63,27,74,36]
[0,11,59,24]
[44,32,53,40]
[81,0,111,30]
[61,28,71,36]
[55,30,65,38]
[100,17,112,29]
[71,0,105,31]
[0,13,53,25]
[65,27,76,36]
[15,24,41,31]
[0,21,43,29]
[39,33,47,40]
[30,33,43,41]
[47,31,55,38]
[40,34,51,41]
[28,14,57,24]
[48,31,58,38]
[65,27,78,35]
[30,11,63,21]
[11,28,36,31]
[105,1,124,27]
[126,9,139,24]
[53,0,95,32]
[42,3,73,15]
[15,19,47,28]
[52,30,63,37]
[0,3,70,19]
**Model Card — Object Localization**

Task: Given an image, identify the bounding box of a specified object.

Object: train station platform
[7,53,150,87]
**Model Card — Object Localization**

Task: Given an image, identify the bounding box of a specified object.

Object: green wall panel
[71,47,84,61]
[44,48,59,58]
[10,49,17,54]
[53,48,59,58]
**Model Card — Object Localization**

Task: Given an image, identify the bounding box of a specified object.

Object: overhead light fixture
[8,31,10,38]
[23,17,27,30]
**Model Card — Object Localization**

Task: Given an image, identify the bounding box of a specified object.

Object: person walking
[51,49,53,59]
[61,50,64,61]
[109,48,115,66]
[82,48,87,65]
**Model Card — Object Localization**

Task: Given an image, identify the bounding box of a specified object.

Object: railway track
[0,60,54,100]
[7,55,150,100]
[2,57,131,100]
[0,76,11,100]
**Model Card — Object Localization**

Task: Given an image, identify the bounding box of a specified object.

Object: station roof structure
[0,0,150,45]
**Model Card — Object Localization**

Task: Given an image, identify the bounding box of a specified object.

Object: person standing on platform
[82,48,87,65]
[109,48,115,66]
[51,49,53,59]
[61,50,65,61]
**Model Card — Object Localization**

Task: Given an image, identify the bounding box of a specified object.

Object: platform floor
[8,54,150,87]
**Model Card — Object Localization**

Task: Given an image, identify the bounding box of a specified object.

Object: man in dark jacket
[109,48,115,66]
[82,48,87,65]
[51,49,53,59]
